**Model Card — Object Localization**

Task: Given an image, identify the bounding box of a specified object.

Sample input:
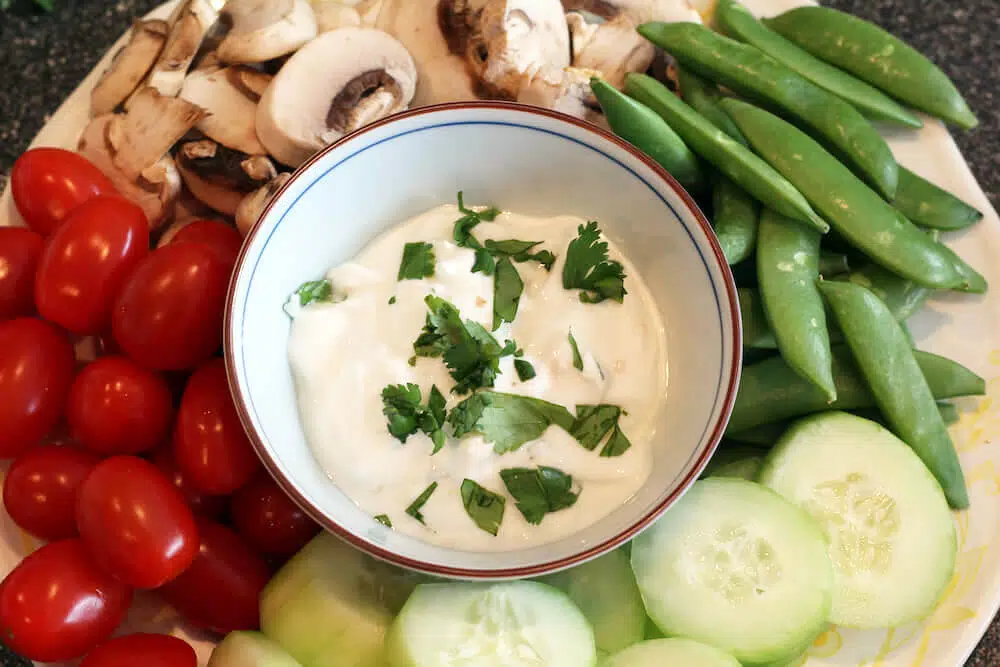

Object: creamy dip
[288,202,668,551]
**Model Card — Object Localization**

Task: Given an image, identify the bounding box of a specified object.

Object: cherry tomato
[76,456,199,589]
[111,242,229,371]
[81,633,197,667]
[175,358,260,495]
[35,195,149,335]
[11,148,117,236]
[231,471,320,558]
[3,444,100,541]
[0,318,76,458]
[158,518,270,634]
[151,447,228,519]
[0,227,44,319]
[0,539,132,662]
[170,219,243,270]
[67,356,173,455]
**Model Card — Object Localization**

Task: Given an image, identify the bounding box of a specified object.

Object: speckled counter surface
[0,0,998,664]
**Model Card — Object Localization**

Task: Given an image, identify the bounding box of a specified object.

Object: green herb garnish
[381,383,448,453]
[568,331,584,371]
[389,296,397,305]
[406,482,438,524]
[514,359,536,381]
[398,242,436,281]
[374,514,392,528]
[562,221,627,304]
[569,405,632,457]
[484,239,556,271]
[293,279,334,307]
[500,466,579,524]
[460,479,506,536]
[449,391,575,454]
[492,258,524,329]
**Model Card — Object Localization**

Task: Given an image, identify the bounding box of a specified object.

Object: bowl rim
[224,100,743,579]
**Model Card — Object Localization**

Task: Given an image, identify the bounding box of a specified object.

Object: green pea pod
[727,422,788,447]
[738,287,777,349]
[728,345,985,434]
[937,402,961,426]
[712,174,760,265]
[675,67,747,144]
[937,242,988,294]
[818,252,850,278]
[817,279,968,508]
[622,73,828,233]
[757,209,836,400]
[637,21,899,199]
[894,167,984,231]
[840,263,932,322]
[715,0,921,128]
[590,78,707,193]
[765,6,979,129]
[721,98,964,290]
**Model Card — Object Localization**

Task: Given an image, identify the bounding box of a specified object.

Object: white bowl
[225,102,742,579]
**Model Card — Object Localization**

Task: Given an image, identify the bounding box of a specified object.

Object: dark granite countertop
[0,0,997,664]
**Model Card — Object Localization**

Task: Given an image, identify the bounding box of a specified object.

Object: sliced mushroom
[176,139,278,216]
[310,0,361,32]
[561,0,703,24]
[78,115,183,229]
[144,0,220,97]
[217,0,318,64]
[236,172,292,237]
[567,12,654,89]
[256,27,417,167]
[518,66,608,127]
[180,66,267,155]
[231,66,274,100]
[91,20,169,116]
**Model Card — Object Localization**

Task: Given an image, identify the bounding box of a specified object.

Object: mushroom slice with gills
[519,66,608,128]
[560,0,704,24]
[176,140,278,216]
[180,66,267,155]
[256,27,417,167]
[91,20,169,116]
[217,0,318,65]
[567,13,654,89]
[144,0,220,97]
[236,172,292,237]
[78,114,183,229]
[231,66,273,101]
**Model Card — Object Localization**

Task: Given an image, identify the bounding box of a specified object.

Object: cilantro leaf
[380,383,448,451]
[425,385,448,454]
[294,279,334,307]
[492,258,524,330]
[471,248,497,276]
[601,425,632,457]
[448,391,575,454]
[453,191,500,253]
[485,239,556,271]
[562,222,627,304]
[461,479,506,536]
[457,191,500,221]
[398,242,436,281]
[374,514,392,527]
[514,359,536,382]
[568,332,584,371]
[569,404,632,456]
[500,466,579,525]
[406,482,438,524]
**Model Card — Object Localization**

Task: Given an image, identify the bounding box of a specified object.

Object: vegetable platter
[1,0,1000,665]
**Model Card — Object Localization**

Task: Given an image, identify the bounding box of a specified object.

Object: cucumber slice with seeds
[759,411,957,628]
[208,632,303,667]
[603,638,741,667]
[631,478,832,666]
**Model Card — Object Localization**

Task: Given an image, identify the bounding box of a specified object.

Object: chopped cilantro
[294,279,334,307]
[492,258,524,330]
[500,466,579,525]
[568,332,584,371]
[601,425,632,457]
[485,239,556,271]
[374,514,392,528]
[405,482,438,524]
[562,221,627,304]
[460,479,506,536]
[380,383,448,453]
[514,358,536,382]
[569,404,632,457]
[389,296,397,305]
[448,391,575,454]
[398,242,436,281]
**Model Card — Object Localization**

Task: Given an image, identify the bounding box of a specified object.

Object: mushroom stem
[236,173,292,237]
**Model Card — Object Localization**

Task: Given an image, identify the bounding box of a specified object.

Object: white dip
[288,202,668,551]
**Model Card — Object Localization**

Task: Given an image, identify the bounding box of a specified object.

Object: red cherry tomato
[151,447,228,519]
[111,242,229,371]
[0,539,132,662]
[0,318,76,458]
[76,456,199,589]
[170,219,243,270]
[35,195,149,335]
[81,633,197,667]
[174,359,260,495]
[0,227,44,319]
[3,444,100,541]
[11,148,117,236]
[231,471,320,558]
[67,356,173,455]
[158,518,270,634]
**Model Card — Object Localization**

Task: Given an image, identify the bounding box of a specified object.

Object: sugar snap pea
[818,252,850,278]
[839,263,932,322]
[715,0,921,128]
[765,6,979,129]
[937,402,961,426]
[727,345,985,434]
[894,166,984,231]
[938,243,988,294]
[712,174,760,265]
[818,279,968,508]
[590,78,707,193]
[721,98,964,290]
[637,22,899,199]
[757,209,835,399]
[738,287,776,349]
[676,67,747,144]
[622,73,828,233]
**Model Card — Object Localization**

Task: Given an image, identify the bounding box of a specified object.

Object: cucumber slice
[603,638,741,667]
[385,581,597,667]
[631,478,832,666]
[759,412,957,628]
[260,532,424,667]
[209,632,303,667]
